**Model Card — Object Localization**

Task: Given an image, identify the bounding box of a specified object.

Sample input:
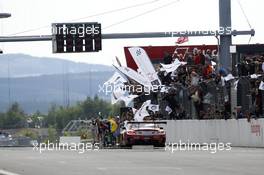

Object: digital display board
[52,22,101,53]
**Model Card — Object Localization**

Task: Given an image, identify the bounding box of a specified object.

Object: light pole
[219,0,232,72]
[0,13,11,54]
[0,13,11,108]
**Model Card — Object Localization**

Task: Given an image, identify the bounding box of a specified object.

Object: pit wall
[165,119,264,147]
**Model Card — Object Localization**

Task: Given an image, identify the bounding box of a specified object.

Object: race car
[120,121,166,147]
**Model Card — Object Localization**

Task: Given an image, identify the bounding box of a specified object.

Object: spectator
[186,52,194,65]
[91,119,99,144]
[163,54,173,64]
[236,107,244,119]
[219,67,228,77]
[198,50,206,65]
[190,71,200,86]
[205,49,213,64]
[245,110,251,122]
[193,48,201,65]
[203,63,213,79]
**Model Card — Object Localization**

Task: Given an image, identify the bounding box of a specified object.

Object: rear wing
[126,121,167,125]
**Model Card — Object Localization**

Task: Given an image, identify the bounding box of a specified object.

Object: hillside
[0,54,115,113]
[0,71,113,113]
[0,54,113,78]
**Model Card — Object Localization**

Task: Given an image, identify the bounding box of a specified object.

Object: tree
[0,112,4,128]
[2,103,26,129]
[46,126,57,143]
[43,96,121,130]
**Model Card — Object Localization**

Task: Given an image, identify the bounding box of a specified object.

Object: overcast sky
[0,0,263,66]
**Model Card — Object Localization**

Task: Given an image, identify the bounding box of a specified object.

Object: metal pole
[0,13,11,18]
[219,0,232,71]
[215,35,220,70]
[0,30,254,42]
[7,57,11,108]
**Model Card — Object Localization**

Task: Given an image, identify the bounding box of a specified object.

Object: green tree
[0,112,4,128]
[3,103,26,129]
[46,125,57,143]
[44,95,121,130]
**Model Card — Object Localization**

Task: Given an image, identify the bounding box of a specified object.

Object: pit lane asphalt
[0,147,263,175]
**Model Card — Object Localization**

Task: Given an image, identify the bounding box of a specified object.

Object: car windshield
[127,123,159,129]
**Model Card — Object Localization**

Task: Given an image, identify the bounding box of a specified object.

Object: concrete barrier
[59,136,81,145]
[165,119,264,147]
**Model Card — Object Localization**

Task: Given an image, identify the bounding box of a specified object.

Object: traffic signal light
[52,22,102,53]
[94,34,102,51]
[75,37,84,52]
[93,23,101,51]
[65,34,74,52]
[84,34,93,52]
[65,24,74,52]
[74,24,84,52]
[55,34,64,53]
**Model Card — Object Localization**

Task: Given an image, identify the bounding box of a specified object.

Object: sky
[0,0,263,66]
